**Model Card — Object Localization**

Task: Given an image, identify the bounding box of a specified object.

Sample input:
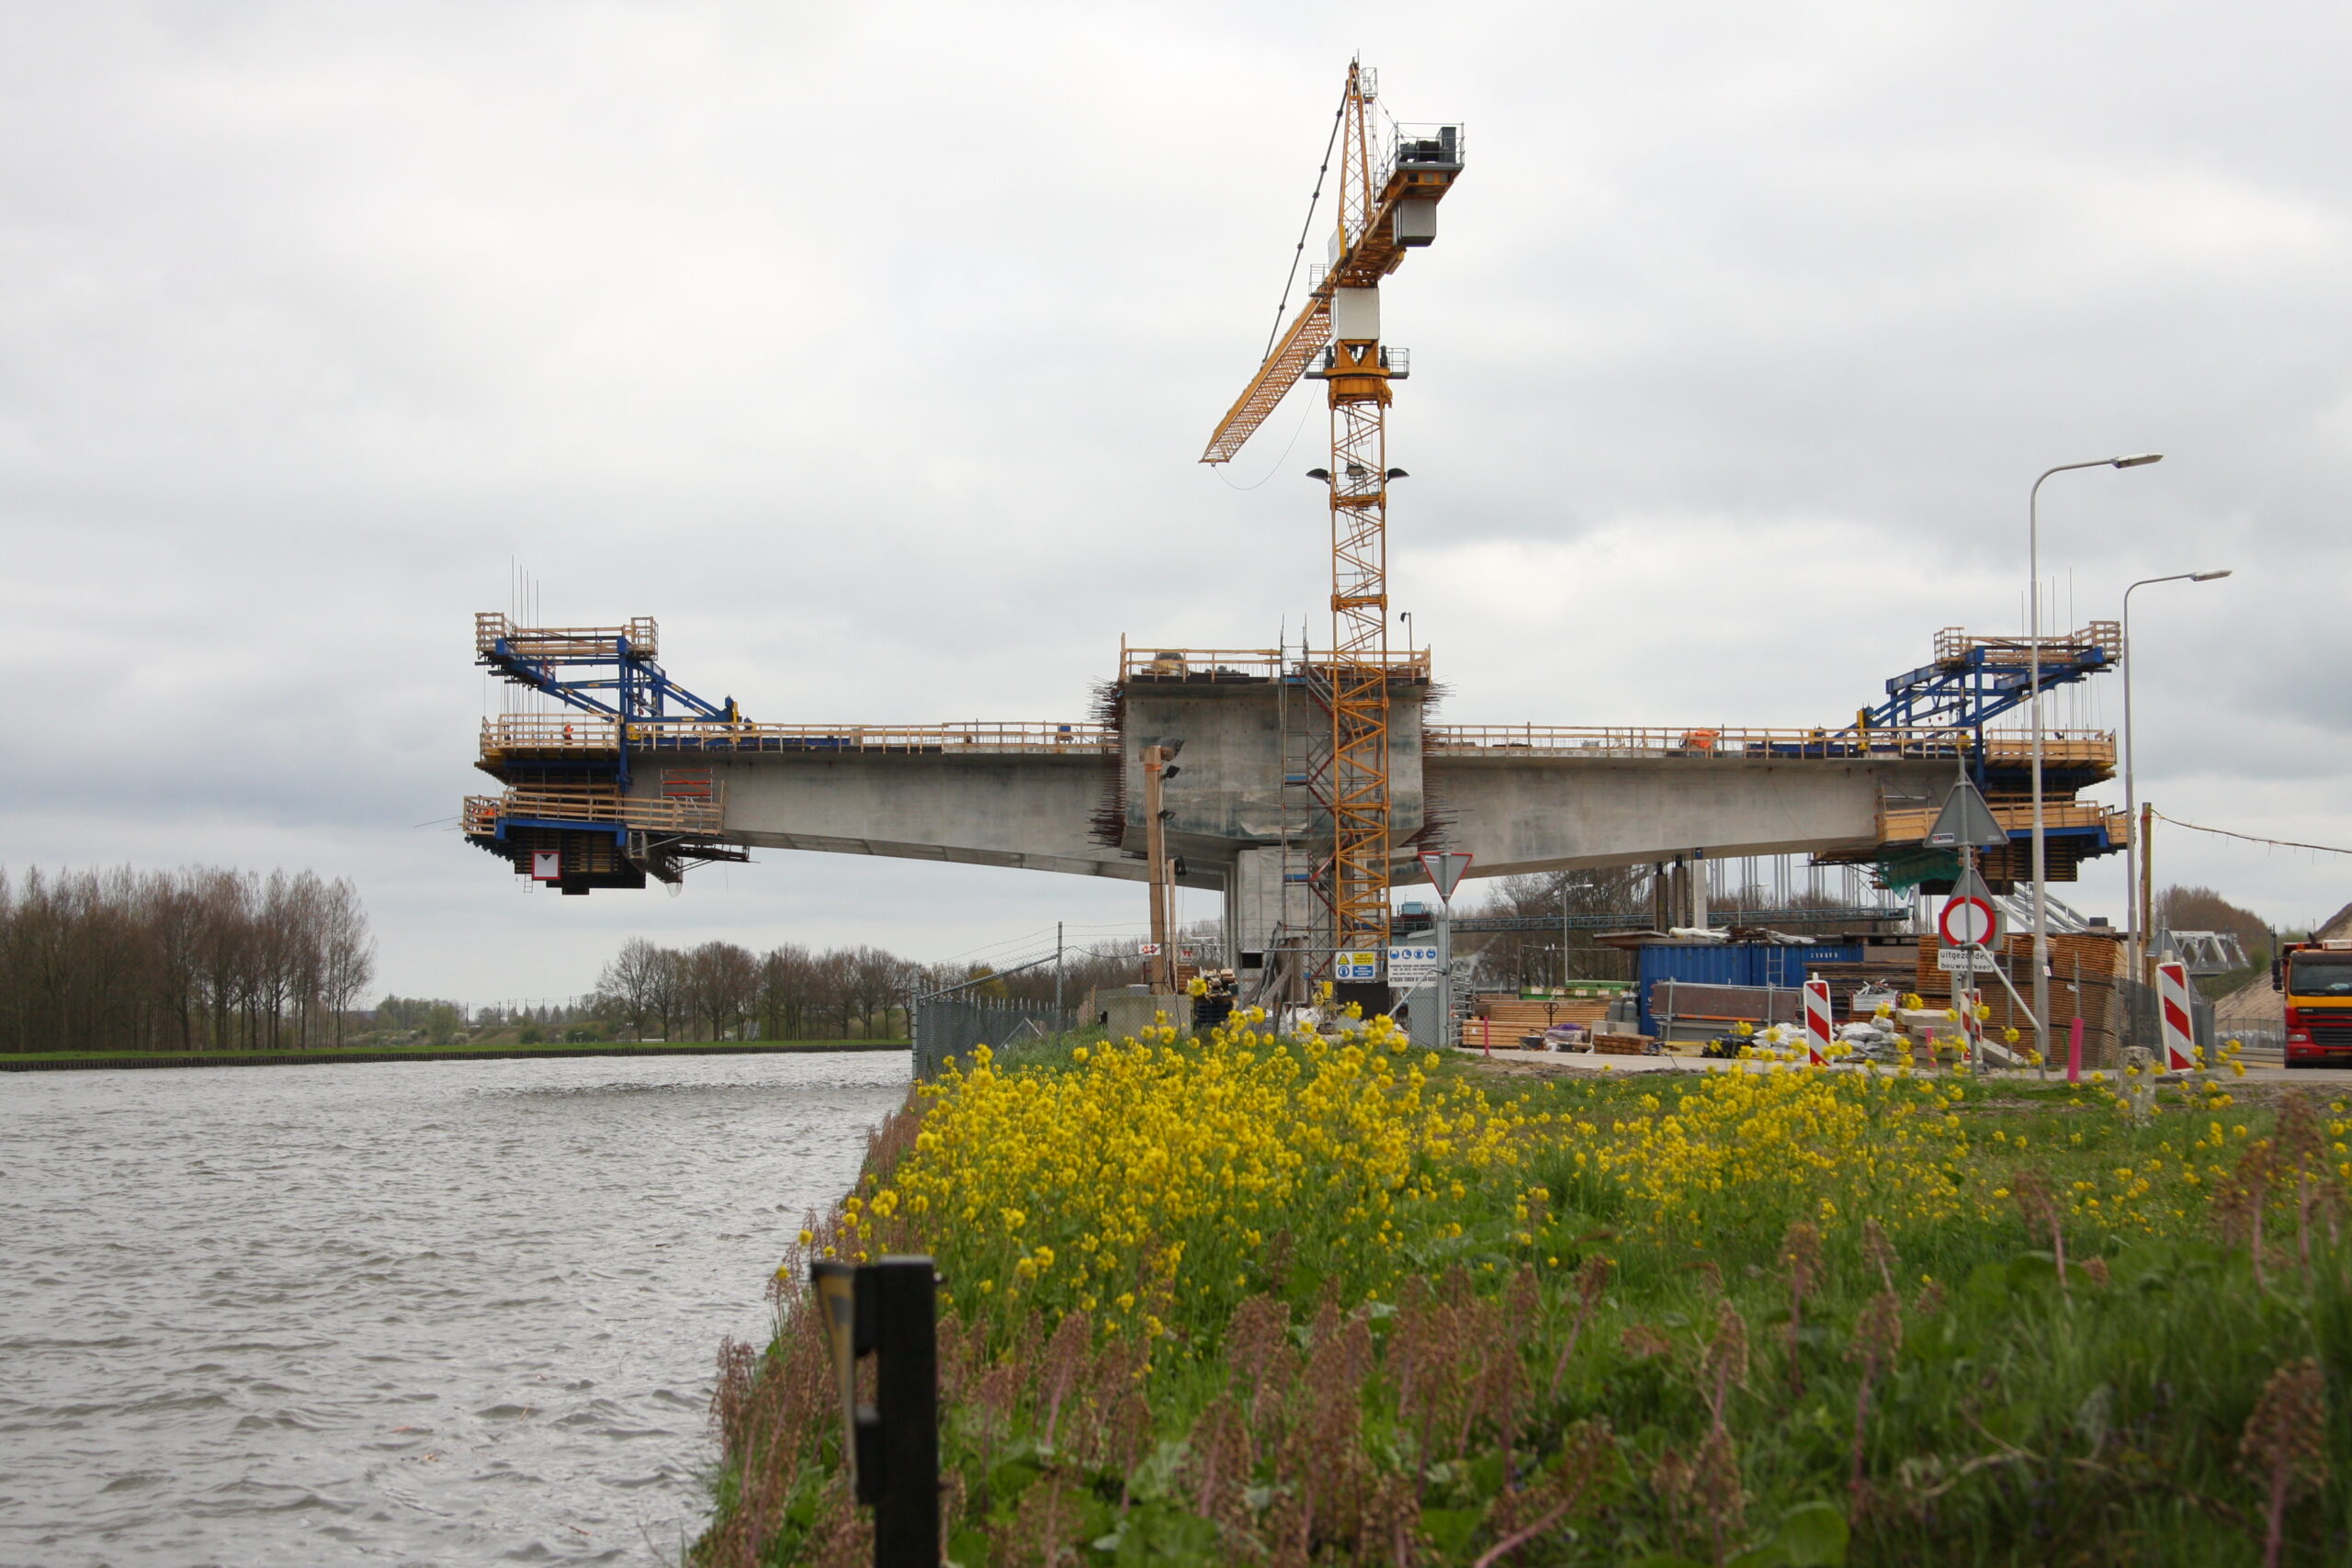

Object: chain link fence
[911,995,1075,1079]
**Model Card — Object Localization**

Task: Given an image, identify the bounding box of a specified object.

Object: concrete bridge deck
[465,626,2127,963]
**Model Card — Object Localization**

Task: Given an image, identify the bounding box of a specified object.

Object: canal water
[0,1053,908,1567]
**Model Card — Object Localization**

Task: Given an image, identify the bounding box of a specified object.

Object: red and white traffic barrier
[2156,959,2198,1073]
[1803,978,1832,1066]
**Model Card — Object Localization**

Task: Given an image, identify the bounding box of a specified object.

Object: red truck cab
[2276,940,2352,1066]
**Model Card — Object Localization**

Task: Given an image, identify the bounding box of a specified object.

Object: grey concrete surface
[650,681,1959,958]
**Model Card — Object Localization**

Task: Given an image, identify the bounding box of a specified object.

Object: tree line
[589,932,1180,1042]
[0,865,375,1054]
[594,938,919,1041]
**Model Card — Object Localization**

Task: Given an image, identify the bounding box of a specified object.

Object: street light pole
[2029,454,2161,1066]
[2121,569,2232,992]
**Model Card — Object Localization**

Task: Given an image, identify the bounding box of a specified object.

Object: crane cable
[1213,89,1349,492]
[1261,92,1348,366]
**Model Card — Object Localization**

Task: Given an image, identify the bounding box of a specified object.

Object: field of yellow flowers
[699,1010,2352,1567]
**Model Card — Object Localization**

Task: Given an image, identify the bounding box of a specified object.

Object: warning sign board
[1387,944,1441,983]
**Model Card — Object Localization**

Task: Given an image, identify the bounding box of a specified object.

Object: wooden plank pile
[1469,993,1617,1034]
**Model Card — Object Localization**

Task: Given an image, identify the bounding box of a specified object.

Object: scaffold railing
[1879,799,2129,845]
[464,786,724,835]
[1115,641,1434,683]
[476,715,2114,766]
[474,613,658,660]
[479,716,1118,758]
[1424,724,2113,764]
[1933,621,2120,667]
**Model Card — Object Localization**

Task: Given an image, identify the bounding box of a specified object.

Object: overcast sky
[4,1,2347,1005]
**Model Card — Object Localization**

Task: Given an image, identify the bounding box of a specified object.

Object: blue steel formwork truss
[1852,622,2120,782]
[472,614,737,789]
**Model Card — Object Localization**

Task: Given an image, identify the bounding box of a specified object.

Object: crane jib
[1200,131,1463,465]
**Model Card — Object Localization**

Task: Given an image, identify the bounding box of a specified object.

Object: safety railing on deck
[1425,725,2114,766]
[1115,641,1434,683]
[1119,644,1283,681]
[474,613,658,660]
[480,716,1115,757]
[1975,731,2114,767]
[479,715,2113,768]
[1879,799,2129,845]
[463,786,725,836]
[1427,725,1963,758]
[1933,622,2120,666]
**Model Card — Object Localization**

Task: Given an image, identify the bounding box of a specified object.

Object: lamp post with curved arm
[2029,454,2162,1066]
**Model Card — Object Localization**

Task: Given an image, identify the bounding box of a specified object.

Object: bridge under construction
[462,60,2132,995]
[463,613,2131,993]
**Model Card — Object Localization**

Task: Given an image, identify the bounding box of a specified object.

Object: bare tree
[597,937,665,1041]
[687,942,761,1040]
[318,878,376,1043]
[0,864,378,1054]
[757,944,814,1039]
[848,946,910,1039]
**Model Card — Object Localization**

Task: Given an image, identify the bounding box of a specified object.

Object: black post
[869,1256,939,1568]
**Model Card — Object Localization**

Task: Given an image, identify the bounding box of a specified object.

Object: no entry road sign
[1939,894,1999,949]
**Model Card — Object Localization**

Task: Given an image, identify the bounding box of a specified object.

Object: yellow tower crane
[1201,62,1464,981]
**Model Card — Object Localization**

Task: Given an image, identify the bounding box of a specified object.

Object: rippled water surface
[0,1053,908,1567]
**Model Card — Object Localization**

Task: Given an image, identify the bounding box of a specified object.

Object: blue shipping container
[1635,941,1864,1037]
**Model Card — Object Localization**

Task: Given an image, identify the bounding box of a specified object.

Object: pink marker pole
[2066,1015,2084,1085]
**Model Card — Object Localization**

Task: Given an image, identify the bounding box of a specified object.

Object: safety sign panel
[1386,944,1441,983]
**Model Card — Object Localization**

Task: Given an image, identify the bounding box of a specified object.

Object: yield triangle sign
[1419,850,1473,903]
[1926,779,2008,850]
[1948,863,1996,907]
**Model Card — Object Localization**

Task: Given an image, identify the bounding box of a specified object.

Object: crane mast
[1201,62,1464,981]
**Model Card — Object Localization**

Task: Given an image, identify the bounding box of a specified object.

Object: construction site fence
[2112,975,2220,1059]
[912,996,1075,1079]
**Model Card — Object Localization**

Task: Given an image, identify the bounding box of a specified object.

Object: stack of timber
[1469,992,1617,1036]
[1910,931,2128,1066]
[1590,1032,1656,1056]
